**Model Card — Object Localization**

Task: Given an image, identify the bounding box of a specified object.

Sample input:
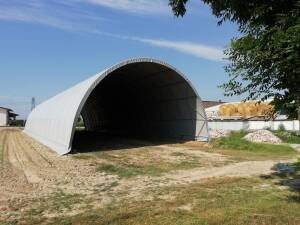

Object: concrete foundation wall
[208,120,300,131]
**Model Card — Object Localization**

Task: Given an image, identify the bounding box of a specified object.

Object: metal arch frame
[25,58,209,155]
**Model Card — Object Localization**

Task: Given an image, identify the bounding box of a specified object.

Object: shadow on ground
[260,162,300,203]
[71,130,187,153]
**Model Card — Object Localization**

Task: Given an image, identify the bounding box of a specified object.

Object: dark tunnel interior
[72,62,200,151]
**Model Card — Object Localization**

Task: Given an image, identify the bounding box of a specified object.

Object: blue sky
[0,0,240,119]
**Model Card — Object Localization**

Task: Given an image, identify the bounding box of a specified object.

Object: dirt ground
[0,128,294,223]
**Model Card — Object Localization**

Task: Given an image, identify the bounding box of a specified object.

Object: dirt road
[0,128,289,221]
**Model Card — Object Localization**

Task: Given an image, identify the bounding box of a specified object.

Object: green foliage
[169,0,300,119]
[278,124,286,132]
[295,158,300,172]
[76,116,85,128]
[169,0,188,17]
[273,130,300,144]
[212,131,296,156]
[10,120,25,127]
[222,10,300,119]
[289,158,300,172]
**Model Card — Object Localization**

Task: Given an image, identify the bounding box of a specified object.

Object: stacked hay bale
[219,104,237,117]
[219,101,274,119]
[257,103,274,118]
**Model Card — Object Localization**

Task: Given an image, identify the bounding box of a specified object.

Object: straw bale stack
[219,101,274,118]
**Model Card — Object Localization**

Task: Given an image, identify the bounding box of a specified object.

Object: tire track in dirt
[1,128,117,195]
[0,129,7,166]
[22,135,54,167]
[0,129,32,209]
[6,129,41,183]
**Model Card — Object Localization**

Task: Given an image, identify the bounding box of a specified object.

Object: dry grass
[74,144,230,178]
[10,176,300,225]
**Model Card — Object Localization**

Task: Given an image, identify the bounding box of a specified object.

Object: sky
[0,0,240,119]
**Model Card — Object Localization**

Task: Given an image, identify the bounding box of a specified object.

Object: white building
[0,107,18,126]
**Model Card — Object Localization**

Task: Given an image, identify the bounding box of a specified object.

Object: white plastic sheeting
[24,58,209,155]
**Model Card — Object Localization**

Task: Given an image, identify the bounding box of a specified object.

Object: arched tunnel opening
[72,61,206,152]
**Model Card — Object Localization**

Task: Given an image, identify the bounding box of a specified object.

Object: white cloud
[132,37,224,61]
[0,7,74,31]
[83,0,167,14]
[0,1,106,31]
[88,31,224,61]
[0,1,224,62]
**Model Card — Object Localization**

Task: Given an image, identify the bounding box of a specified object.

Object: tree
[169,0,300,121]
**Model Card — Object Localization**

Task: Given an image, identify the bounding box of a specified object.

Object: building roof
[202,100,226,109]
[8,112,19,117]
[0,106,13,111]
[0,107,18,116]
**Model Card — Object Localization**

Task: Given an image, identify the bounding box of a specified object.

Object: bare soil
[0,128,294,222]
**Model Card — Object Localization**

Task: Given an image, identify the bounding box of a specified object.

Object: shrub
[278,124,286,131]
[273,130,300,144]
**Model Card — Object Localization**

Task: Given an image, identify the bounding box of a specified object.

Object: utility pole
[31,97,36,111]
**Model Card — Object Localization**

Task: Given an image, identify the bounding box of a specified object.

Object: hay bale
[220,104,235,117]
[219,101,274,118]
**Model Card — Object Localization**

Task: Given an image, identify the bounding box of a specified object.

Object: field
[0,128,300,225]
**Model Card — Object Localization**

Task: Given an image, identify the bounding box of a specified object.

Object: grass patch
[96,159,207,179]
[96,163,166,178]
[30,176,300,225]
[5,190,87,225]
[291,158,300,173]
[26,190,85,215]
[272,131,300,144]
[89,148,219,178]
[211,131,296,159]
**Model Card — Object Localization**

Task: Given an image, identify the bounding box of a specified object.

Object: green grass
[272,130,300,144]
[96,163,170,178]
[19,176,300,225]
[211,131,296,159]
[291,158,300,173]
[95,158,209,179]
